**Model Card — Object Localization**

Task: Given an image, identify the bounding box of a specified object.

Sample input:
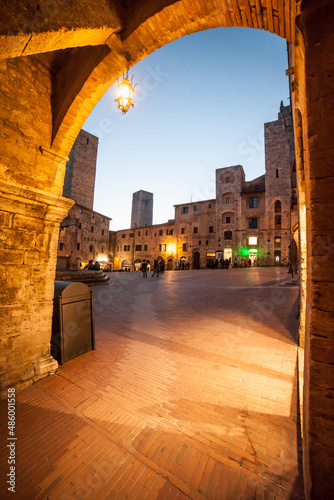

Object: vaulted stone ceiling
[0,0,297,61]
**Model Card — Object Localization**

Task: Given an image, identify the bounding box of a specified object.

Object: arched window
[275,200,281,213]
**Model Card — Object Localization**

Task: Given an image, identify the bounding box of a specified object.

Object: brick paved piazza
[0,269,304,499]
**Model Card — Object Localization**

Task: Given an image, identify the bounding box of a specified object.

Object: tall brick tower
[63,129,98,210]
[263,102,295,265]
[131,190,153,228]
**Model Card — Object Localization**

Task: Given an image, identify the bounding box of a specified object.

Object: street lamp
[115,72,136,114]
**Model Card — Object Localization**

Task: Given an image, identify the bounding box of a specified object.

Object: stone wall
[0,53,74,395]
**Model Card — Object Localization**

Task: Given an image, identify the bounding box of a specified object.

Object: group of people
[140,258,165,278]
[84,260,101,271]
[206,257,254,269]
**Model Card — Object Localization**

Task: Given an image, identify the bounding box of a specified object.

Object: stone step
[55,270,111,286]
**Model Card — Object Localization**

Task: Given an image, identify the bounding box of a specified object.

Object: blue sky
[83,27,289,230]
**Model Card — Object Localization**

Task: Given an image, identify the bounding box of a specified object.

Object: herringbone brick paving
[0,269,304,499]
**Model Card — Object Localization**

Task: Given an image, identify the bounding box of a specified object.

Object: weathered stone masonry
[0,1,334,498]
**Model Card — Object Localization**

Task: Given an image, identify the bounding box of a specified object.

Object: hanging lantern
[115,72,136,114]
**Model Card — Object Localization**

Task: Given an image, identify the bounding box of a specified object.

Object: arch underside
[0,0,296,154]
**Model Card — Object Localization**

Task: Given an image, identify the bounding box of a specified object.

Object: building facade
[57,129,112,270]
[111,104,297,270]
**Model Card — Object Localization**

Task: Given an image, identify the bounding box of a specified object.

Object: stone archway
[0,2,334,497]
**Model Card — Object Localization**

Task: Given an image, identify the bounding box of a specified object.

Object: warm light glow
[167,243,177,254]
[115,74,136,114]
[97,255,108,262]
[249,237,258,245]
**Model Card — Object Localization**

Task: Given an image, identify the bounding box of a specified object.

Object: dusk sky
[83,27,289,231]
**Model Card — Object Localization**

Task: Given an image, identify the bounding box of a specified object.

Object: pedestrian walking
[141,259,148,278]
[152,259,159,277]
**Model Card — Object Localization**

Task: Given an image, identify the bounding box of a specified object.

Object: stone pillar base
[0,354,58,399]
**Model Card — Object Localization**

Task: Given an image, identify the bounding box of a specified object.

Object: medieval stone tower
[63,129,99,210]
[264,102,295,265]
[131,190,153,228]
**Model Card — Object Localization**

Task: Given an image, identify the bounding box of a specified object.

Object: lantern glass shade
[115,76,135,114]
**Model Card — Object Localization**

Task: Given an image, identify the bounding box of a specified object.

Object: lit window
[162,244,166,252]
[275,237,281,247]
[249,237,258,245]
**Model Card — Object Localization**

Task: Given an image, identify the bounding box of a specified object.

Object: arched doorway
[0,3,333,497]
[193,251,200,269]
[274,250,281,266]
[180,256,188,270]
[134,259,142,271]
[121,260,131,271]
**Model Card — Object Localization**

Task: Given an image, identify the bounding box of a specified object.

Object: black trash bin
[51,281,95,365]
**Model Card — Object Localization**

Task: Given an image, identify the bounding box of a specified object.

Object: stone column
[0,180,74,396]
[296,1,334,498]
